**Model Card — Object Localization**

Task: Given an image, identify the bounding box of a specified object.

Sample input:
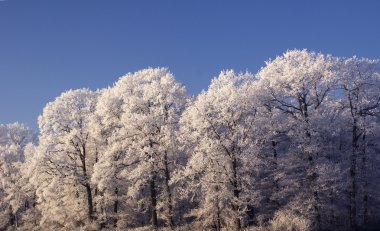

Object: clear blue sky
[1,0,379,130]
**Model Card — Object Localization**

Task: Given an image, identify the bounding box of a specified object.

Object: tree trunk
[114,187,119,227]
[163,152,174,229]
[94,147,98,214]
[9,206,15,226]
[216,194,221,231]
[271,140,280,208]
[150,174,158,230]
[81,144,94,220]
[231,154,241,231]
[361,131,369,228]
[328,189,336,229]
[350,119,359,231]
[314,191,321,231]
[300,95,321,231]
[85,183,94,220]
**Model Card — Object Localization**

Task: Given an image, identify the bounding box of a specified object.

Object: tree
[93,68,188,229]
[177,70,258,230]
[255,49,340,230]
[337,57,380,230]
[35,89,98,229]
[91,87,128,228]
[0,123,36,230]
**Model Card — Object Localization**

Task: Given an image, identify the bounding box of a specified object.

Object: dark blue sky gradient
[1,0,379,130]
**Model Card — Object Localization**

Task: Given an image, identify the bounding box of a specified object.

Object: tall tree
[93,68,187,229]
[255,49,339,230]
[177,70,258,230]
[91,87,128,228]
[337,57,380,230]
[36,89,98,229]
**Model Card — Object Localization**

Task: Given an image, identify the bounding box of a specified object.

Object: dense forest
[1,50,380,231]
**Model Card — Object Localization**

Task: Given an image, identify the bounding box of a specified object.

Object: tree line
[1,50,380,231]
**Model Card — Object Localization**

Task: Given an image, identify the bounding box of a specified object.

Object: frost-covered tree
[90,87,127,228]
[93,68,188,229]
[255,49,340,230]
[17,142,44,231]
[35,89,98,229]
[0,123,36,230]
[337,57,380,230]
[250,83,293,225]
[177,70,258,230]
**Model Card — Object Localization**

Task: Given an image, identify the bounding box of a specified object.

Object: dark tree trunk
[350,119,359,231]
[216,194,221,231]
[150,174,158,230]
[362,131,369,228]
[314,191,321,231]
[84,183,94,220]
[9,206,15,226]
[299,95,322,231]
[94,147,98,214]
[114,187,118,227]
[271,140,280,208]
[163,152,174,229]
[328,189,336,229]
[231,154,241,231]
[81,144,94,221]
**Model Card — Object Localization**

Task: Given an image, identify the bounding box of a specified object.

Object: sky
[0,0,380,130]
